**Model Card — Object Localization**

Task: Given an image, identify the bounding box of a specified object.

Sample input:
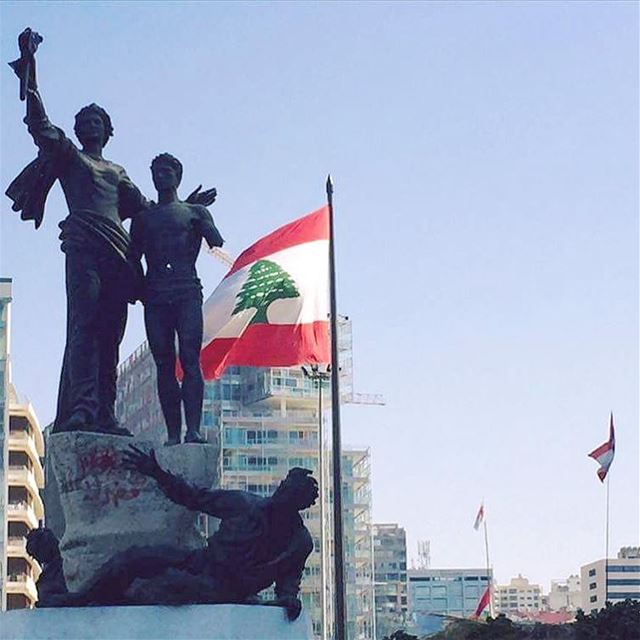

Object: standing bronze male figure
[130,154,223,445]
[6,30,215,435]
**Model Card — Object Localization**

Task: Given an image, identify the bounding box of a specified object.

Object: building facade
[0,278,11,610]
[0,279,46,610]
[581,547,640,614]
[373,523,408,639]
[343,449,375,640]
[408,567,492,633]
[115,326,376,640]
[547,575,581,613]
[494,575,542,616]
[5,384,45,609]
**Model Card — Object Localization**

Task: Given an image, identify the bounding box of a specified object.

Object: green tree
[233,259,300,325]
[574,600,640,640]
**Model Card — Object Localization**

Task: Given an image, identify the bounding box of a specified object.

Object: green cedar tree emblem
[233,259,300,325]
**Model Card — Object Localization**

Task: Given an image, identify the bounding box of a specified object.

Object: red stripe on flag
[225,206,329,278]
[201,321,330,379]
[473,585,491,618]
[588,441,613,460]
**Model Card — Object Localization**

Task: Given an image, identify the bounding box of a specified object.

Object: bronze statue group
[9,29,316,621]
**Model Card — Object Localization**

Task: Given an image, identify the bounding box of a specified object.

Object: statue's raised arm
[5,28,145,436]
[6,28,72,229]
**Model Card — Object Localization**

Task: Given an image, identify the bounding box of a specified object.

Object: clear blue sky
[1,1,637,590]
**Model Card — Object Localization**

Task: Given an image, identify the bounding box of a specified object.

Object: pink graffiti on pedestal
[58,444,150,509]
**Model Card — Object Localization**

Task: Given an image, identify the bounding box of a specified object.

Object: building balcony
[6,538,41,580]
[8,431,45,483]
[227,440,320,452]
[249,393,319,410]
[6,572,38,603]
[6,501,40,529]
[7,466,45,517]
[8,395,45,453]
[7,536,29,560]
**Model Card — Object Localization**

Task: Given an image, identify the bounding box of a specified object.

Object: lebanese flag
[473,503,485,531]
[473,585,491,618]
[200,206,330,379]
[588,413,615,482]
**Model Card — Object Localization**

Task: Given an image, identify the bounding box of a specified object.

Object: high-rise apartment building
[0,278,11,610]
[0,278,46,610]
[408,567,492,634]
[581,547,640,614]
[343,448,375,640]
[493,574,542,615]
[116,318,377,640]
[5,384,45,610]
[373,523,408,639]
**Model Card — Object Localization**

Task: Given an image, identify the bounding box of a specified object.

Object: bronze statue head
[151,153,183,192]
[26,527,60,564]
[273,467,319,511]
[74,103,113,148]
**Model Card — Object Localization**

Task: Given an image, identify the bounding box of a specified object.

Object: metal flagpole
[302,365,331,640]
[327,175,347,640]
[318,379,327,640]
[483,515,494,617]
[605,473,610,603]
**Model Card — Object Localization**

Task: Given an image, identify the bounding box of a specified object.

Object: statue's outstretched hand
[122,445,161,478]
[186,184,217,207]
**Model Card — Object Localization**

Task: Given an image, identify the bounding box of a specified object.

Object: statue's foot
[55,411,90,433]
[164,438,181,447]
[100,426,134,437]
[185,431,206,444]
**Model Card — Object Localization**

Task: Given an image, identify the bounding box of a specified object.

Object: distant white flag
[473,503,485,531]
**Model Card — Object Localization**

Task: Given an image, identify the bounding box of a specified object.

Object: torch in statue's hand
[9,28,43,100]
[122,445,162,479]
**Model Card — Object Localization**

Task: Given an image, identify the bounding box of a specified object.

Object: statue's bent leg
[80,545,191,605]
[96,259,129,434]
[177,292,205,443]
[145,303,182,444]
[54,249,101,431]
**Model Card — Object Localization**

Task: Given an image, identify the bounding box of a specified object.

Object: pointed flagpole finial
[326,174,333,196]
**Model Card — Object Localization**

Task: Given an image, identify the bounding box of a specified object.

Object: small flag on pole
[199,207,330,379]
[588,413,616,482]
[473,503,485,531]
[473,585,491,618]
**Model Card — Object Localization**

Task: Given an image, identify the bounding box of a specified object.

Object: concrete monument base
[0,604,313,640]
[48,432,219,591]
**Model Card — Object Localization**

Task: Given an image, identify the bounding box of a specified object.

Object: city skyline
[0,1,637,593]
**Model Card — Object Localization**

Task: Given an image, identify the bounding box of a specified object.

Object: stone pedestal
[48,433,219,591]
[0,604,313,640]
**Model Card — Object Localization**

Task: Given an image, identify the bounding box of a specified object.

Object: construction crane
[203,242,235,268]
